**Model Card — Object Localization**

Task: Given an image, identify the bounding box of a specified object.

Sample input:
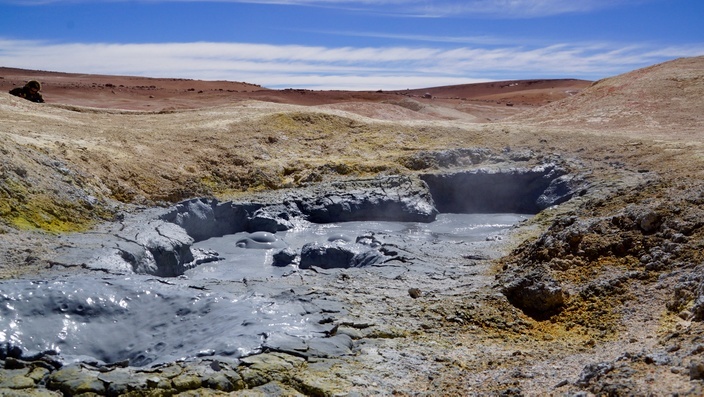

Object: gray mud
[189,213,528,281]
[0,213,528,367]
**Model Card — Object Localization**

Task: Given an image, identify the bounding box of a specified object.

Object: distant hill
[0,67,266,111]
[392,79,591,106]
[2,66,589,115]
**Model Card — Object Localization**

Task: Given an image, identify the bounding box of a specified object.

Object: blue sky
[0,0,703,90]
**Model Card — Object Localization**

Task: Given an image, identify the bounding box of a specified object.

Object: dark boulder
[299,241,385,269]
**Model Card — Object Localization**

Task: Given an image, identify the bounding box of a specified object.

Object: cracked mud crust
[1,56,704,395]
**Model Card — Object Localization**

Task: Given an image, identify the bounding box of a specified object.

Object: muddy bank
[0,158,594,395]
[43,160,575,279]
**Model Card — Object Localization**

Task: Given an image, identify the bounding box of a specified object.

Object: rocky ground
[1,56,704,395]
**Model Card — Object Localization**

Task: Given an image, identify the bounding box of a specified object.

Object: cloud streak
[1,38,701,90]
[3,0,655,18]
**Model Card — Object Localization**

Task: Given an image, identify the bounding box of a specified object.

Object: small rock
[500,271,566,319]
[408,288,422,299]
[576,362,613,386]
[678,310,693,320]
[48,364,107,395]
[171,373,202,391]
[0,368,37,389]
[272,248,297,267]
[689,361,704,380]
[203,372,236,392]
[637,209,661,232]
[210,360,221,371]
[645,352,671,366]
[299,241,384,269]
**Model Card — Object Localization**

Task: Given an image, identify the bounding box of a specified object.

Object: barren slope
[516,56,704,134]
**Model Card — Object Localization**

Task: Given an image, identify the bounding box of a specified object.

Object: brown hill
[1,67,588,121]
[393,78,590,105]
[514,56,704,133]
[0,67,265,111]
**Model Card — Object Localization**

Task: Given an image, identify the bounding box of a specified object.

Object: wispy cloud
[2,0,655,18]
[394,0,648,18]
[1,38,701,90]
[314,30,519,46]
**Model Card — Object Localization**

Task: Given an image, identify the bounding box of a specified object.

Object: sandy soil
[1,56,704,395]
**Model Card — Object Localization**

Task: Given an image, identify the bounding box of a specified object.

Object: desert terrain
[1,56,704,396]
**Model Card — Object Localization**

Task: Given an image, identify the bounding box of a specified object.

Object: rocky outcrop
[160,199,299,240]
[295,176,438,223]
[399,148,496,170]
[497,174,704,324]
[162,175,438,242]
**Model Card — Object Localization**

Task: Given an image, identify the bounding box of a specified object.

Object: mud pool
[188,213,529,280]
[0,213,528,367]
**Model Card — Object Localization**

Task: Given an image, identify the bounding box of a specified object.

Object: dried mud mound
[516,56,704,132]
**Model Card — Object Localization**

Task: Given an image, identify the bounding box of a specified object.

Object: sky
[0,0,703,90]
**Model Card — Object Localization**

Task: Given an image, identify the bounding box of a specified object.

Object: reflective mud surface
[188,214,528,281]
[0,213,528,367]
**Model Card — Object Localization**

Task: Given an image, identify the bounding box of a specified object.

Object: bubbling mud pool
[0,213,529,367]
